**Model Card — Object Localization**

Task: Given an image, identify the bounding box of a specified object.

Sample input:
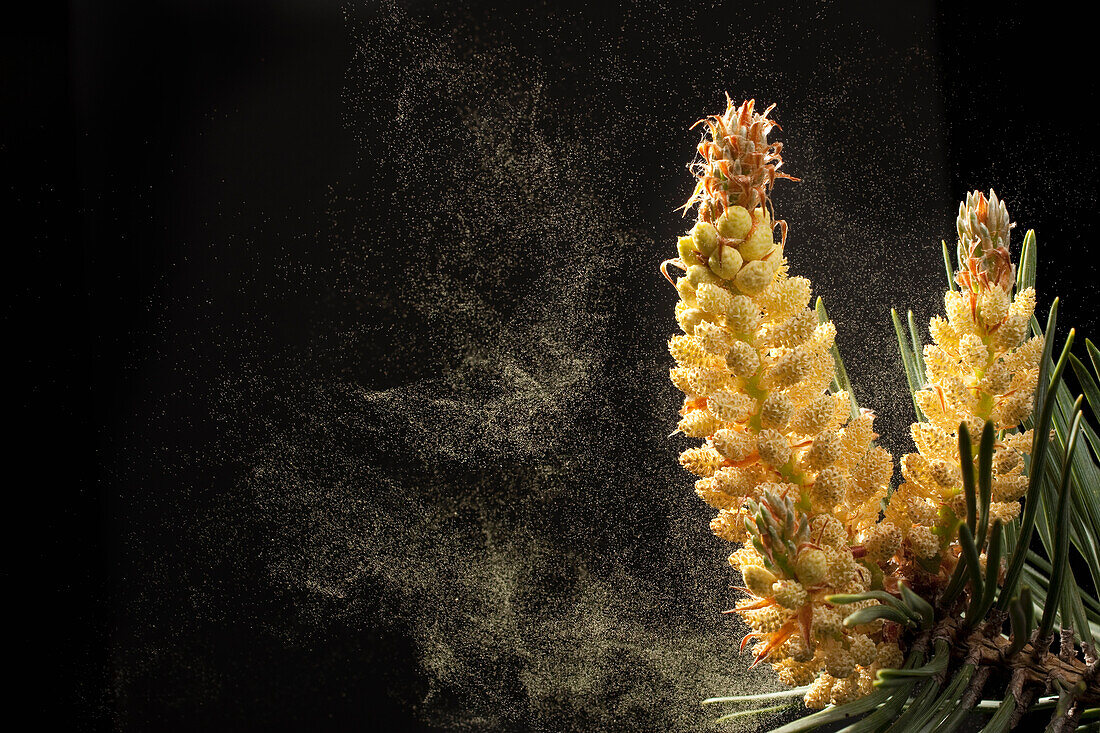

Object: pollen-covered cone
[888,190,1040,589]
[667,97,899,708]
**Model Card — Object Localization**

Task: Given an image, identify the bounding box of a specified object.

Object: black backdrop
[13,1,1100,731]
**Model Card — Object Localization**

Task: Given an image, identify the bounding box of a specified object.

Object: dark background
[10,1,1099,731]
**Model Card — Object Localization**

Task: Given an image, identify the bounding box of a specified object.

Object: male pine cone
[666,96,901,707]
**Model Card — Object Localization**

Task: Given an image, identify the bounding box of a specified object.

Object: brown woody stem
[920,619,1100,723]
